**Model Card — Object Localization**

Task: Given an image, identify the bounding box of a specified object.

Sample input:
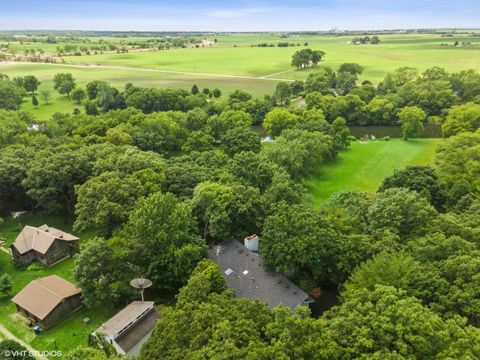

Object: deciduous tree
[53,73,76,98]
[398,106,426,140]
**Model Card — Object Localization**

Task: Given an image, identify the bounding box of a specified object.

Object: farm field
[306,139,442,205]
[1,33,480,119]
[0,214,115,355]
[60,33,480,81]
[0,62,283,119]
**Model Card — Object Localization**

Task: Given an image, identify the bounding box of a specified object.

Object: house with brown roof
[10,225,79,267]
[92,301,160,356]
[12,275,82,329]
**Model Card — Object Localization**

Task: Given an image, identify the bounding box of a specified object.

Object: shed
[93,301,160,356]
[12,275,82,329]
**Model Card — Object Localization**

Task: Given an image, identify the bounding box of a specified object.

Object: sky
[0,0,479,31]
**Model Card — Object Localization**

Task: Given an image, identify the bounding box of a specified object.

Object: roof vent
[214,245,225,256]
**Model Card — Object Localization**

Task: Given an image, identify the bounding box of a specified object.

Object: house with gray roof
[208,237,311,311]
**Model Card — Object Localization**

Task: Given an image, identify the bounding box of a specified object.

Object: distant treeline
[251,42,309,48]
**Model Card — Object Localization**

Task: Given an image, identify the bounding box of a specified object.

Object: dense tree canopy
[22,146,92,216]
[263,108,299,137]
[442,102,480,137]
[379,166,446,211]
[1,63,480,359]
[74,171,147,236]
[117,192,205,290]
[0,76,23,111]
[140,259,480,360]
[73,237,134,307]
[436,131,480,207]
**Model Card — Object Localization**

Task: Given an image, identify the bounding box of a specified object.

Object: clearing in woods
[306,139,443,205]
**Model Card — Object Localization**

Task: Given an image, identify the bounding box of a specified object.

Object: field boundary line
[261,68,295,78]
[0,61,295,82]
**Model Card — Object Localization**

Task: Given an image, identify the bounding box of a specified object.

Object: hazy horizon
[1,0,479,32]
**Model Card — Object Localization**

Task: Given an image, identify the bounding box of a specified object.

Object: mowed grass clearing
[306,139,442,205]
[0,214,116,356]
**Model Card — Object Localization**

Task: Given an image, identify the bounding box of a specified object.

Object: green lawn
[306,139,442,205]
[0,214,114,357]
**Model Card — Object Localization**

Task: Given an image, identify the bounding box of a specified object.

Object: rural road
[0,324,48,360]
[0,61,295,82]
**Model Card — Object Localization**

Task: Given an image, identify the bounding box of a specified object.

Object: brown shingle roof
[11,275,81,320]
[11,225,79,255]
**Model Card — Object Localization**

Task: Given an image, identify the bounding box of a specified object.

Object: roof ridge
[23,225,58,241]
[38,225,77,241]
[34,276,64,300]
[31,230,37,249]
[36,228,58,241]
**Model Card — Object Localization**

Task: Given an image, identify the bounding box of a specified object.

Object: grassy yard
[306,139,442,205]
[0,214,115,357]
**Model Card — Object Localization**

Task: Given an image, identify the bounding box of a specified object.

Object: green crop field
[61,33,480,81]
[306,138,442,205]
[0,62,282,119]
[1,33,480,119]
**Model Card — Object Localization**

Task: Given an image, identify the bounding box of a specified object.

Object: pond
[254,124,442,139]
[348,124,442,138]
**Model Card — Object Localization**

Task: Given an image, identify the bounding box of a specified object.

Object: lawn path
[0,61,295,82]
[0,324,48,360]
[261,68,295,78]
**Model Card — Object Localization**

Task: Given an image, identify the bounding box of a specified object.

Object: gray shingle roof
[207,238,310,311]
[96,301,155,337]
[115,308,160,354]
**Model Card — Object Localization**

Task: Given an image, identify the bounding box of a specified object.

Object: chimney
[244,234,259,252]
